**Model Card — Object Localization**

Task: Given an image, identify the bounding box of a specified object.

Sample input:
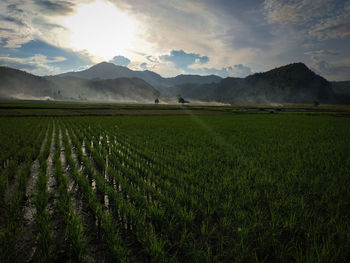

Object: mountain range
[57,62,222,89]
[0,62,349,104]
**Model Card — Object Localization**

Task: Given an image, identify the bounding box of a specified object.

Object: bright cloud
[0,54,65,75]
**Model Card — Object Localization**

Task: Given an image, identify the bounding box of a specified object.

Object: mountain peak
[282,62,310,72]
[91,61,123,69]
[248,62,315,81]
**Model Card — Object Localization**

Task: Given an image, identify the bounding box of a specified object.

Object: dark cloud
[305,50,341,56]
[310,20,350,40]
[109,55,131,67]
[128,49,147,56]
[0,38,10,46]
[264,0,350,40]
[7,4,24,13]
[0,28,14,33]
[0,15,25,26]
[310,56,350,81]
[264,0,334,24]
[160,50,209,69]
[146,55,157,62]
[34,0,75,15]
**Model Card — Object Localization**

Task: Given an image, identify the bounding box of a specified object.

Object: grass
[52,124,87,262]
[33,122,53,262]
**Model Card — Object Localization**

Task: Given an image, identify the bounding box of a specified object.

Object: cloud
[146,55,157,62]
[0,39,94,74]
[140,62,147,70]
[0,15,26,26]
[304,47,350,80]
[0,0,80,49]
[132,49,252,77]
[0,28,14,33]
[309,3,350,40]
[0,2,36,48]
[310,56,350,81]
[305,50,341,56]
[264,0,350,41]
[109,55,130,67]
[160,50,209,69]
[0,54,65,75]
[7,4,24,13]
[34,0,75,15]
[263,0,333,24]
[189,64,253,78]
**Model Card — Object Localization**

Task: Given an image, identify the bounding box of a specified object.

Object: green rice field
[1,112,349,262]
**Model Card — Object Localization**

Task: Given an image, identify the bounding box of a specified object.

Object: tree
[155,98,159,104]
[178,97,185,104]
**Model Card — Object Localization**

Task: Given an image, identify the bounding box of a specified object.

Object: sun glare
[64,0,135,60]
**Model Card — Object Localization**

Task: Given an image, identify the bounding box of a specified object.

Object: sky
[0,0,349,80]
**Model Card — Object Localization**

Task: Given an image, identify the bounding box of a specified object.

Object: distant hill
[170,63,337,104]
[0,67,160,102]
[0,67,53,100]
[57,62,222,88]
[1,62,348,104]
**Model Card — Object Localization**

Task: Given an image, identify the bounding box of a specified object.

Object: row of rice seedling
[69,119,220,260]
[85,134,195,259]
[32,121,53,262]
[60,122,128,262]
[0,118,41,169]
[101,118,238,261]
[0,118,48,263]
[66,120,168,261]
[91,121,208,208]
[0,118,47,208]
[80,120,193,206]
[69,119,209,260]
[52,123,87,262]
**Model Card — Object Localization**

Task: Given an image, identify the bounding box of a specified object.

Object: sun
[64,0,135,60]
